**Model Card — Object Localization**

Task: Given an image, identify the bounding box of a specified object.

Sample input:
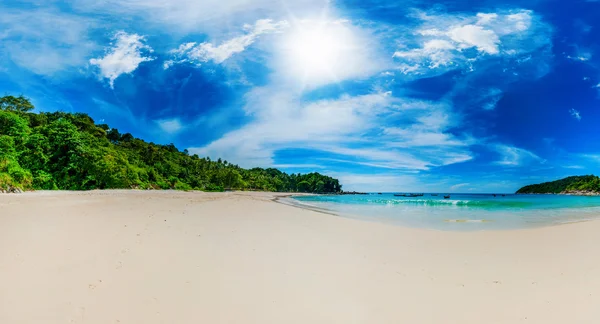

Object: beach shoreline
[1,190,599,323]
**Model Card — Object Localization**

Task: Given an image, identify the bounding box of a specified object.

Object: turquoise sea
[290,193,600,231]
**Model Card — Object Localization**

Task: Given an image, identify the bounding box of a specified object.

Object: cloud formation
[493,144,544,166]
[190,89,473,171]
[90,31,154,88]
[0,8,97,76]
[156,118,184,134]
[393,9,551,75]
[569,108,582,121]
[69,0,326,31]
[165,19,289,68]
[5,0,594,192]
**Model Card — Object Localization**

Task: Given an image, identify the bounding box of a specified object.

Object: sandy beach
[1,190,599,324]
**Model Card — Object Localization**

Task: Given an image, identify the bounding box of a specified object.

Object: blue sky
[1,0,599,192]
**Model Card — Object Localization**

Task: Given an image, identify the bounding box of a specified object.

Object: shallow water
[291,193,600,231]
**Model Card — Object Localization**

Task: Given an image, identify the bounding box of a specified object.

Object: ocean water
[290,193,600,231]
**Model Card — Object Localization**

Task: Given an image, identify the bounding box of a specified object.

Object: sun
[278,19,356,86]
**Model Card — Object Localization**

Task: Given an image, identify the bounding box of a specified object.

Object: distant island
[516,175,600,195]
[0,95,342,194]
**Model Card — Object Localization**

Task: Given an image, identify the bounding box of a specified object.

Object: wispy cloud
[272,164,326,169]
[90,31,154,88]
[566,44,593,62]
[165,19,289,68]
[69,0,325,31]
[190,89,474,171]
[581,154,600,162]
[0,7,98,76]
[189,91,395,167]
[567,54,592,62]
[156,118,184,134]
[563,165,585,169]
[493,144,544,166]
[450,183,470,191]
[569,108,582,121]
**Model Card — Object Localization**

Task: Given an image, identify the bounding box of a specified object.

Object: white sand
[1,190,599,323]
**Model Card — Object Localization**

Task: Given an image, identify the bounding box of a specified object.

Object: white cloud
[394,39,456,69]
[393,9,551,75]
[567,55,591,62]
[167,16,388,87]
[450,183,471,191]
[381,106,475,150]
[493,144,543,166]
[167,19,288,68]
[581,154,600,163]
[569,108,582,121]
[70,0,325,32]
[156,118,184,134]
[189,88,473,171]
[476,13,498,25]
[0,8,98,76]
[189,91,392,167]
[272,164,325,169]
[505,11,533,32]
[480,88,504,110]
[90,31,154,88]
[447,25,500,54]
[566,46,593,62]
[181,15,393,166]
[564,165,585,169]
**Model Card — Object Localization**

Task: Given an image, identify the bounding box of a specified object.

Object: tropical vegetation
[0,95,342,193]
[516,175,600,194]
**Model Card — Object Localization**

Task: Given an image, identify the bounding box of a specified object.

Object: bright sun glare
[280,19,355,85]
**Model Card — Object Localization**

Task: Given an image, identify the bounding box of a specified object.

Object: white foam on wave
[382,199,474,206]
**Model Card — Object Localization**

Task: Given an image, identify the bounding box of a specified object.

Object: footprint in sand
[88,280,102,290]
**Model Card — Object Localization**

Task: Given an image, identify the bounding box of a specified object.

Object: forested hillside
[0,95,342,193]
[516,175,600,194]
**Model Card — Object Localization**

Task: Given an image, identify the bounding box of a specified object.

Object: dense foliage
[516,175,600,194]
[0,95,342,193]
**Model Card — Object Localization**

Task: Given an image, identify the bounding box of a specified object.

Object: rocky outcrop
[0,185,23,194]
[560,190,600,196]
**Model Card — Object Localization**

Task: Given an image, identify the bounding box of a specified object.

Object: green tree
[0,94,344,193]
[0,95,35,113]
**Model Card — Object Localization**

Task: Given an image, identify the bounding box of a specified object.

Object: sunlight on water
[292,193,600,231]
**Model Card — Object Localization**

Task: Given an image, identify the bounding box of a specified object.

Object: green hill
[0,95,342,193]
[516,175,600,194]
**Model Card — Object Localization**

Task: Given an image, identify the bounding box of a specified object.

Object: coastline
[2,190,600,323]
[516,192,600,196]
[272,195,341,217]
